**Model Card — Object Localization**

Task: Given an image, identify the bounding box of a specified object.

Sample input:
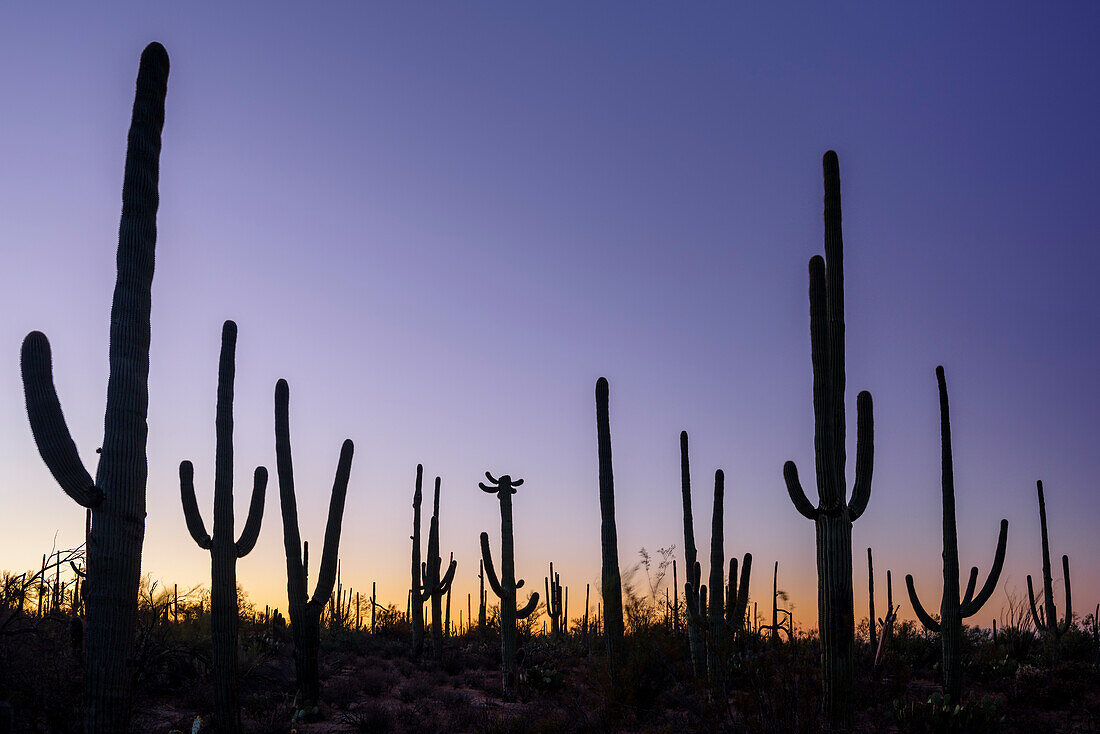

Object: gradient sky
[1,3,1098,631]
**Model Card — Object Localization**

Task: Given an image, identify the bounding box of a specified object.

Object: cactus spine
[19,42,168,733]
[179,321,267,733]
[274,379,354,709]
[419,476,457,660]
[479,472,540,699]
[595,377,625,673]
[1027,480,1072,646]
[905,366,1009,703]
[782,150,875,727]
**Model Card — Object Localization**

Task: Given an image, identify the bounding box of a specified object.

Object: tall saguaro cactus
[179,321,267,733]
[20,42,168,733]
[410,465,427,658]
[274,379,354,710]
[1027,480,1072,646]
[679,432,707,677]
[595,377,625,672]
[906,366,1008,703]
[420,475,457,660]
[782,150,875,727]
[479,473,540,699]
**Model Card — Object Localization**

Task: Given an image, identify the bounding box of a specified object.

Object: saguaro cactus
[782,150,875,727]
[20,42,168,733]
[410,465,427,657]
[867,548,877,654]
[545,563,563,637]
[906,366,1008,703]
[595,377,625,672]
[179,321,267,733]
[420,476,457,660]
[679,431,707,677]
[1027,480,1072,646]
[274,379,354,710]
[479,472,540,699]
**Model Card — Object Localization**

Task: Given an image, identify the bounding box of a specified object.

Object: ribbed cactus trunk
[906,366,1009,703]
[179,322,267,733]
[1027,480,1072,651]
[19,42,168,734]
[782,151,875,728]
[275,379,354,709]
[479,473,539,699]
[679,431,706,678]
[595,378,624,674]
[410,466,426,658]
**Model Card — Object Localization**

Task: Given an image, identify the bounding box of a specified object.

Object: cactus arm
[235,467,268,557]
[1026,575,1045,629]
[1057,554,1072,635]
[545,577,552,616]
[439,557,457,593]
[960,519,1009,618]
[308,439,354,609]
[517,592,540,619]
[478,482,498,493]
[783,461,819,520]
[515,578,525,589]
[734,553,752,625]
[511,478,524,487]
[178,460,212,549]
[848,391,874,520]
[479,532,504,598]
[485,471,499,484]
[20,333,102,508]
[905,575,941,633]
[961,567,979,609]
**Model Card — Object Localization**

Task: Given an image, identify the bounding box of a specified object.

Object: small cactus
[1026,480,1072,647]
[418,475,457,660]
[544,563,563,637]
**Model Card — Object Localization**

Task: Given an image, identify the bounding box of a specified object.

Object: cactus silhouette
[679,431,707,677]
[274,379,354,710]
[1026,480,1072,646]
[179,321,267,733]
[782,150,874,726]
[545,563,563,637]
[19,42,168,733]
[409,465,427,657]
[594,377,625,675]
[906,366,1008,703]
[479,472,539,699]
[419,475,457,660]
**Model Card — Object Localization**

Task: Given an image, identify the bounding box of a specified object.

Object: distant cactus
[410,465,427,657]
[594,378,625,674]
[782,151,875,727]
[274,379,354,709]
[679,432,706,677]
[19,42,168,732]
[1027,480,1072,647]
[545,563,563,637]
[867,548,877,654]
[419,475,457,660]
[179,321,267,733]
[478,559,487,630]
[479,472,540,699]
[906,366,1008,703]
[758,561,791,642]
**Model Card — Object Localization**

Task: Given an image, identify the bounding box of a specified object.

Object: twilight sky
[1,3,1097,631]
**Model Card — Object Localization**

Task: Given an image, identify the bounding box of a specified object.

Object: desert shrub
[893,692,1005,733]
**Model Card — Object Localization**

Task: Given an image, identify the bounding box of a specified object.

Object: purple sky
[1,4,1097,630]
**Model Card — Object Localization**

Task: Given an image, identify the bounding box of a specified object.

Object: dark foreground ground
[2,599,1099,733]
